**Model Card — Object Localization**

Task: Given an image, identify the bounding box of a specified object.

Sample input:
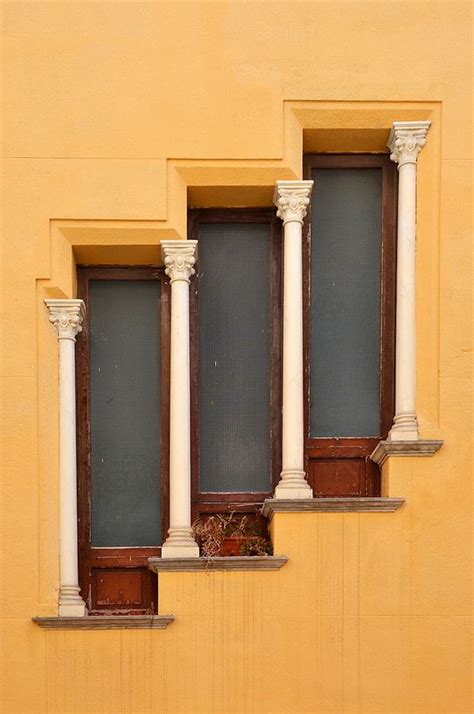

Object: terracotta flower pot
[220,536,245,557]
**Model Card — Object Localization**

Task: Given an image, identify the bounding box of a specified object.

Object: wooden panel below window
[92,569,145,609]
[306,438,380,498]
[89,566,157,615]
[307,458,379,497]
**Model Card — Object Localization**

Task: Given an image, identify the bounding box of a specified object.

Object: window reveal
[304,154,397,497]
[77,267,169,614]
[189,209,282,520]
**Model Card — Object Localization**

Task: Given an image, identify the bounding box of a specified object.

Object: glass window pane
[198,222,272,492]
[89,280,161,546]
[310,168,382,437]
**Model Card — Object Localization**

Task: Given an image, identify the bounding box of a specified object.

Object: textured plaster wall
[1,1,472,712]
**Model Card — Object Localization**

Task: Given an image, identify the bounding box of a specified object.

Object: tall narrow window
[77,267,169,614]
[304,155,396,496]
[189,209,281,518]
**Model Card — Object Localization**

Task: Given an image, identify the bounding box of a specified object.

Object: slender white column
[273,181,313,498]
[45,299,87,617]
[387,121,430,441]
[161,241,199,557]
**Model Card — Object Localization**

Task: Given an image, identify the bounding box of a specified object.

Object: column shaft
[59,338,81,594]
[393,161,417,436]
[282,220,305,473]
[168,280,192,541]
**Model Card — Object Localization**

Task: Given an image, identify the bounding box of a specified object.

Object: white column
[273,181,314,499]
[161,241,200,557]
[45,299,87,617]
[387,121,430,441]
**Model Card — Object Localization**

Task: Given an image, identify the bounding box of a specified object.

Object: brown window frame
[188,208,282,521]
[76,266,170,614]
[303,154,397,497]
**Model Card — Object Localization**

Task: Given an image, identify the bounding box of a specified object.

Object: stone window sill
[32,615,174,630]
[370,439,443,466]
[262,497,405,520]
[148,556,288,573]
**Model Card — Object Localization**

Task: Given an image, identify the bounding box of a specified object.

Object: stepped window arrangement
[39,123,442,619]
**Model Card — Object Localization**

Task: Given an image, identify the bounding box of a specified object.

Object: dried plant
[239,536,273,557]
[192,513,272,558]
[192,513,244,557]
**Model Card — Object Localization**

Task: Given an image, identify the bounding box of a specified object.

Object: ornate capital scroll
[273,180,314,225]
[161,240,198,284]
[388,121,431,167]
[45,299,85,341]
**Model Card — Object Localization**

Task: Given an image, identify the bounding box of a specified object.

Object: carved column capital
[45,300,85,341]
[161,240,198,284]
[273,181,314,225]
[388,121,431,167]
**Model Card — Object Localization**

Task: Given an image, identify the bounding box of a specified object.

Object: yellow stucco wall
[1,2,472,712]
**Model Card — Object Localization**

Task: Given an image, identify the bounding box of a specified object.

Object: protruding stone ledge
[370,439,444,466]
[32,615,175,630]
[148,556,288,572]
[262,497,405,520]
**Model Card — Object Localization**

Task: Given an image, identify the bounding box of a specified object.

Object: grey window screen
[89,280,161,547]
[198,222,272,492]
[310,168,382,437]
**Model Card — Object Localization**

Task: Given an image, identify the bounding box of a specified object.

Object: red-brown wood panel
[91,568,147,611]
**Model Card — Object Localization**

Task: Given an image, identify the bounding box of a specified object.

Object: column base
[388,414,419,442]
[161,544,200,558]
[59,585,88,617]
[161,527,200,559]
[274,470,313,500]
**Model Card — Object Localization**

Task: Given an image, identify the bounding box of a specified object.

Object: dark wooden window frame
[303,154,397,497]
[188,208,282,520]
[76,266,170,614]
